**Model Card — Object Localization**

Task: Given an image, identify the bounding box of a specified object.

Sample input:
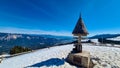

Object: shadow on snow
[25,58,65,68]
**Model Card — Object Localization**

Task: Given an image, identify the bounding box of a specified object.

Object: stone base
[66,51,94,68]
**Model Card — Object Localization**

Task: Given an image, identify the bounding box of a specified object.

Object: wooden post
[76,36,82,52]
[78,36,81,44]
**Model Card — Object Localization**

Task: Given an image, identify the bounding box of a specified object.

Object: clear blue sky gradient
[0,0,120,36]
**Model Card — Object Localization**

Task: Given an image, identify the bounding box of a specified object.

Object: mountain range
[0,32,73,54]
[88,34,120,39]
[0,32,120,55]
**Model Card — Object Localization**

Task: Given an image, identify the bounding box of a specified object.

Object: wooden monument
[67,14,93,68]
[72,14,88,53]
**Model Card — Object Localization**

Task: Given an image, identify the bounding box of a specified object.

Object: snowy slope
[82,44,120,68]
[0,44,76,68]
[107,36,120,41]
[0,44,120,68]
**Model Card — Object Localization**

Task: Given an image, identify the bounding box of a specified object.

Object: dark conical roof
[72,14,88,36]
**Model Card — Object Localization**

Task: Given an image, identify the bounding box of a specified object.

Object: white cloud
[0,27,72,36]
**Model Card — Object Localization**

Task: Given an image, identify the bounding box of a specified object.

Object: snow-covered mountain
[107,36,120,41]
[89,34,120,39]
[0,32,73,55]
[88,34,120,45]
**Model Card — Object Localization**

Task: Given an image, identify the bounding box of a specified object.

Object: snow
[91,39,99,43]
[107,36,120,41]
[81,39,89,42]
[0,54,10,58]
[0,44,76,68]
[0,44,120,68]
[82,44,120,68]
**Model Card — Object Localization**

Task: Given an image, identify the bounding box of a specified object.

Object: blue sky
[0,0,120,36]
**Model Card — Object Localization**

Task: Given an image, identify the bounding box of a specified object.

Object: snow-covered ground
[107,36,120,41]
[82,44,120,68]
[0,44,76,68]
[0,44,120,68]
